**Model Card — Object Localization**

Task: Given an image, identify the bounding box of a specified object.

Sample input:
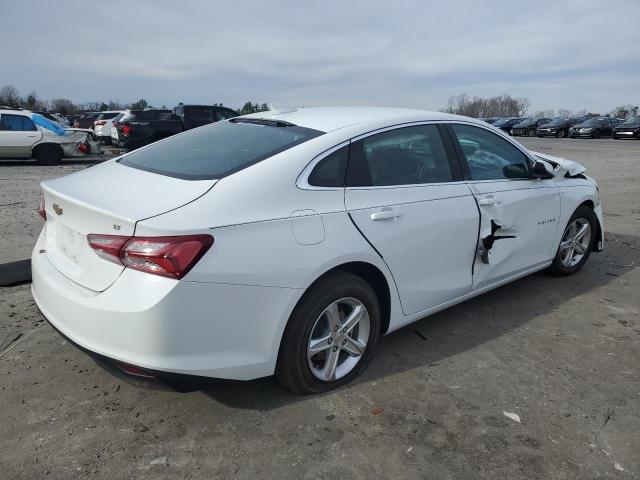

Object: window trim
[443,121,537,183]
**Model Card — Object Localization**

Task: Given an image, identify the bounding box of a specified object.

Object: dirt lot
[0,139,639,479]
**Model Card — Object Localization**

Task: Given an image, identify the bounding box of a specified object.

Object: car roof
[241,106,476,132]
[0,109,32,116]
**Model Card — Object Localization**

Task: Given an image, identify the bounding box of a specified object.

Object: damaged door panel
[470,182,560,289]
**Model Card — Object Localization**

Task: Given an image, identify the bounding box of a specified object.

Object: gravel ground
[0,139,638,479]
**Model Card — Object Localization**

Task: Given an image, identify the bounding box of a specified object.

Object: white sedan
[31,107,604,394]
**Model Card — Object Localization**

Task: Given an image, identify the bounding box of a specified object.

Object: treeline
[443,93,638,119]
[0,84,269,115]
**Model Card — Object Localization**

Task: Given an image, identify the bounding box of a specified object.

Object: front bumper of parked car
[612,128,640,139]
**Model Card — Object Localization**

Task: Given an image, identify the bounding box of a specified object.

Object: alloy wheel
[307,297,370,382]
[559,218,591,267]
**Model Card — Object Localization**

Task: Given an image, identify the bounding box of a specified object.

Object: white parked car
[93,111,125,144]
[0,108,101,164]
[31,107,604,394]
[110,112,126,147]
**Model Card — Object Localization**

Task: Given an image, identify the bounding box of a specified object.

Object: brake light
[87,234,213,279]
[94,120,107,126]
[121,124,131,136]
[78,142,89,153]
[38,194,46,220]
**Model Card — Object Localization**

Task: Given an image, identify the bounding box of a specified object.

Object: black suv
[116,109,184,150]
[172,104,237,130]
[569,117,622,138]
[511,117,551,136]
[537,117,587,138]
[612,115,640,140]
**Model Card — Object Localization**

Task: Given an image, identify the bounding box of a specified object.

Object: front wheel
[593,129,602,139]
[548,206,597,276]
[276,272,381,394]
[556,129,567,138]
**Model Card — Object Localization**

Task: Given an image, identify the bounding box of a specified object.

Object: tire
[529,128,536,136]
[276,271,381,395]
[547,205,598,277]
[556,129,567,138]
[593,129,601,139]
[33,144,63,165]
[537,134,543,138]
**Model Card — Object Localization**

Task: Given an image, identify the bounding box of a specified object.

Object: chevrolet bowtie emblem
[52,203,63,215]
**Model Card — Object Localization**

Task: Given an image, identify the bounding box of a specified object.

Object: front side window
[347,125,453,187]
[0,114,37,131]
[119,119,324,180]
[450,124,530,180]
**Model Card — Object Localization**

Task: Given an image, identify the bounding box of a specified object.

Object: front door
[344,124,479,316]
[446,123,561,289]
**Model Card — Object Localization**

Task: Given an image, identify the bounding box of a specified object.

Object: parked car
[74,112,100,129]
[612,115,640,139]
[569,117,622,138]
[93,111,125,144]
[110,113,125,147]
[172,104,238,130]
[0,108,100,164]
[492,117,524,135]
[481,117,502,124]
[33,111,70,126]
[510,117,551,136]
[32,107,603,393]
[537,117,587,138]
[114,109,184,150]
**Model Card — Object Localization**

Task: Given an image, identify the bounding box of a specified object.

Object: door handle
[477,196,501,206]
[370,207,402,221]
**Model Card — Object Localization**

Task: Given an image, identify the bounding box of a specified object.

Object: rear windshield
[119,119,324,180]
[98,112,121,120]
[124,110,179,121]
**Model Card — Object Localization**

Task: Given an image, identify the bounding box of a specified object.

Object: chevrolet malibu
[32,107,604,394]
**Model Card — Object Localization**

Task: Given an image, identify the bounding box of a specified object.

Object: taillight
[121,124,131,136]
[78,142,89,154]
[87,234,213,279]
[38,194,46,220]
[94,120,107,126]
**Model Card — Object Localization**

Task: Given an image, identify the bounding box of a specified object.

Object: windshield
[582,119,602,126]
[546,118,565,126]
[119,119,324,180]
[623,115,640,124]
[518,118,533,124]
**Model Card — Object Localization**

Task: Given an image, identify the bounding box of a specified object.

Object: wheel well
[32,142,63,156]
[307,262,392,334]
[579,199,603,251]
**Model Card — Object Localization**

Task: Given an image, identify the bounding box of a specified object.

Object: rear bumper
[31,230,301,380]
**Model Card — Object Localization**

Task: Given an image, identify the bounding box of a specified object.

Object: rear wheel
[548,205,597,276]
[276,272,381,394]
[33,144,62,165]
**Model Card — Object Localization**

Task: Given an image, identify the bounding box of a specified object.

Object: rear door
[0,114,41,157]
[344,123,479,316]
[446,123,560,289]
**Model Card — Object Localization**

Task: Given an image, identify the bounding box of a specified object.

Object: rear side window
[119,120,324,180]
[0,114,37,131]
[308,146,348,187]
[450,124,530,180]
[184,107,215,121]
[347,125,453,187]
[216,108,237,120]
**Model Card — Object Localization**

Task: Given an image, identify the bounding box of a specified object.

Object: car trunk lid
[41,160,216,291]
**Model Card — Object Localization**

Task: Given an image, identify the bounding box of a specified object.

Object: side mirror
[530,161,554,179]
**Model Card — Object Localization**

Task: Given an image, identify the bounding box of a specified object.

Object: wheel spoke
[322,347,340,381]
[324,302,340,332]
[575,223,590,242]
[342,336,366,357]
[574,242,586,255]
[341,305,364,333]
[308,335,332,359]
[559,240,571,252]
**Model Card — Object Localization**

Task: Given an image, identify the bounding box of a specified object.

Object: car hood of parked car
[532,151,586,177]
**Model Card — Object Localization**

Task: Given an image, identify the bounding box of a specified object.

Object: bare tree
[443,93,530,117]
[49,98,78,115]
[0,85,22,107]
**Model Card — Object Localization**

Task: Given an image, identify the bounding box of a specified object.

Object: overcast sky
[2,0,638,113]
